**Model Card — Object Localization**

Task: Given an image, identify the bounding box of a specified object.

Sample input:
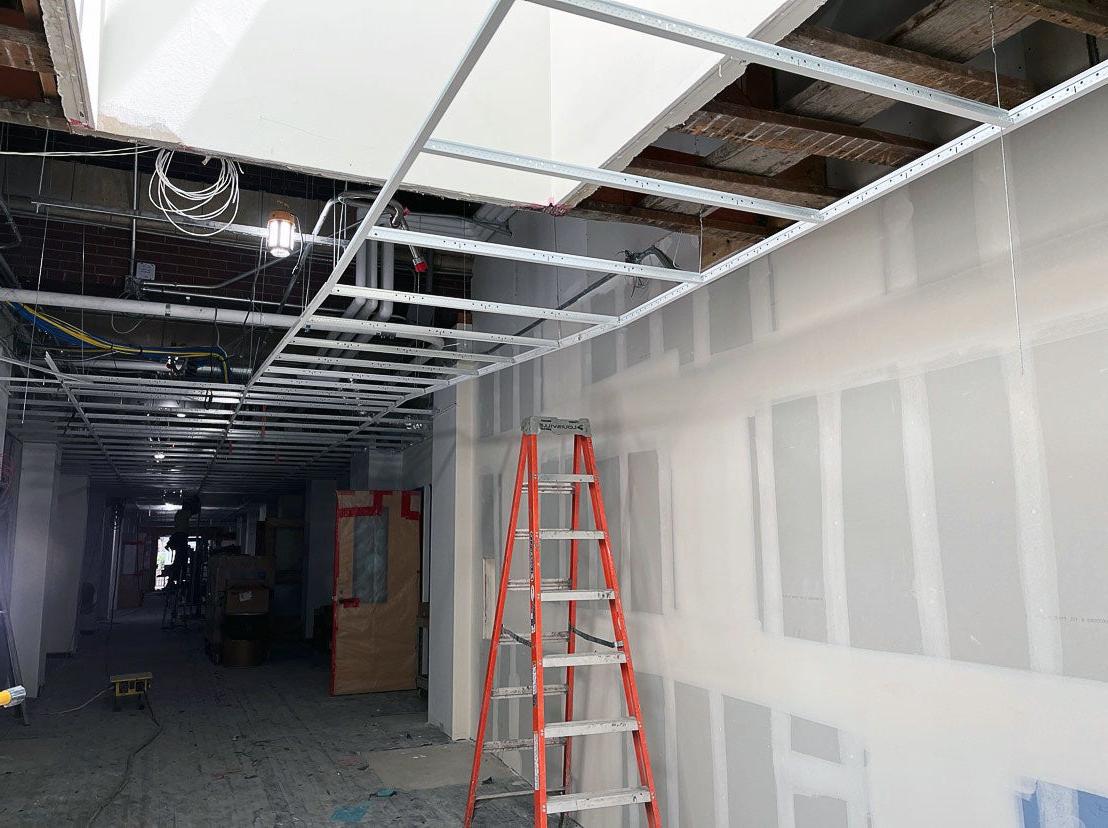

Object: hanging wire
[990,0,1025,374]
[148,149,242,238]
[551,211,563,340]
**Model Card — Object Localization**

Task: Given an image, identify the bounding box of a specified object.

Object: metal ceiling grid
[7,0,1107,497]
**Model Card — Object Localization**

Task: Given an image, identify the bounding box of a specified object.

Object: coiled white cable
[148,149,242,237]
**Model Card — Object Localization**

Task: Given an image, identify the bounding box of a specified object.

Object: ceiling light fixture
[266,209,298,258]
[153,452,166,461]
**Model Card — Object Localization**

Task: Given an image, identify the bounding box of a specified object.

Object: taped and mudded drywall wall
[437,82,1108,828]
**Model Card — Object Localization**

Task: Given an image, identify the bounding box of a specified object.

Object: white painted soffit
[56,0,822,207]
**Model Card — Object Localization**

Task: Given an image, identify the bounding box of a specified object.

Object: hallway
[0,597,531,826]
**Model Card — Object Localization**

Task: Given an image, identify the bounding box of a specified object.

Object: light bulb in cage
[266,209,297,258]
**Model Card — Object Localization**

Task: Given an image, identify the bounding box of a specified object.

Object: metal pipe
[130,147,139,279]
[40,356,253,381]
[145,255,287,293]
[372,243,395,322]
[275,190,385,312]
[0,288,300,328]
[140,286,303,310]
[322,231,378,359]
[30,199,343,247]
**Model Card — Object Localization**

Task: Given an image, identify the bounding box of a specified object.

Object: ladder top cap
[522,415,591,436]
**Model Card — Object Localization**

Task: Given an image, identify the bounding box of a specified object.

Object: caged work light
[266,209,298,258]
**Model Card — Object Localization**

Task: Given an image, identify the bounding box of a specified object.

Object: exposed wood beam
[782,25,1034,109]
[18,0,57,99]
[571,194,774,239]
[683,101,935,167]
[1004,0,1108,37]
[0,94,67,129]
[889,0,1037,61]
[0,20,51,74]
[704,0,1037,175]
[626,149,843,209]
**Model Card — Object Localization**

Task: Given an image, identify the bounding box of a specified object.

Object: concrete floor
[0,597,533,826]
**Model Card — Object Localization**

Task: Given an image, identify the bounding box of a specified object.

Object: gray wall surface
[43,474,89,654]
[440,75,1108,828]
[303,479,337,639]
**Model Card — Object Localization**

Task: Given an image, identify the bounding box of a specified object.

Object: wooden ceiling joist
[705,0,1038,175]
[0,94,66,129]
[782,25,1034,110]
[572,193,773,240]
[0,23,51,73]
[625,149,842,209]
[683,101,935,168]
[889,0,1037,61]
[1004,0,1108,38]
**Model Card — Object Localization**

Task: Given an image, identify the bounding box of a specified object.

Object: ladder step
[509,578,570,591]
[499,630,569,645]
[475,787,565,803]
[491,684,568,699]
[485,736,567,751]
[544,651,626,668]
[541,589,614,602]
[545,786,653,815]
[545,717,639,738]
[522,473,595,491]
[515,529,606,541]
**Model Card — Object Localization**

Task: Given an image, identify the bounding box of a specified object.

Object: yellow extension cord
[19,303,229,381]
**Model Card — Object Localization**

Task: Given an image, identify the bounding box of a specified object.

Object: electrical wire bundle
[9,303,231,382]
[148,149,242,238]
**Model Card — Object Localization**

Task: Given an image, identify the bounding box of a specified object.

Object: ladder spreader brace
[464,417,661,827]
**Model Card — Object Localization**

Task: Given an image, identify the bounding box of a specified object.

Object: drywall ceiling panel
[74,0,818,205]
[87,0,554,204]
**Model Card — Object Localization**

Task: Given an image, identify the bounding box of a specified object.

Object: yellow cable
[20,304,229,380]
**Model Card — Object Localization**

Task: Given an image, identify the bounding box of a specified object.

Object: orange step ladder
[464,416,661,827]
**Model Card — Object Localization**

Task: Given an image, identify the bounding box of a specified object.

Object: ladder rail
[463,437,529,827]
[581,436,663,828]
[526,434,551,826]
[561,434,584,804]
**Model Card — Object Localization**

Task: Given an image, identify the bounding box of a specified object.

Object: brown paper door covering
[331,490,421,695]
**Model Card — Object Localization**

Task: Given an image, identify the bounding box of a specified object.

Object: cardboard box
[208,554,275,592]
[225,585,270,616]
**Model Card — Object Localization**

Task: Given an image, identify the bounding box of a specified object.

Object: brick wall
[2,214,466,305]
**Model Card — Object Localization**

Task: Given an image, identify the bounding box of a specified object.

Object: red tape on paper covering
[336,491,386,519]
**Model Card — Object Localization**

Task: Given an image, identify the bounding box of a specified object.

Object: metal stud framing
[8,0,1107,496]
